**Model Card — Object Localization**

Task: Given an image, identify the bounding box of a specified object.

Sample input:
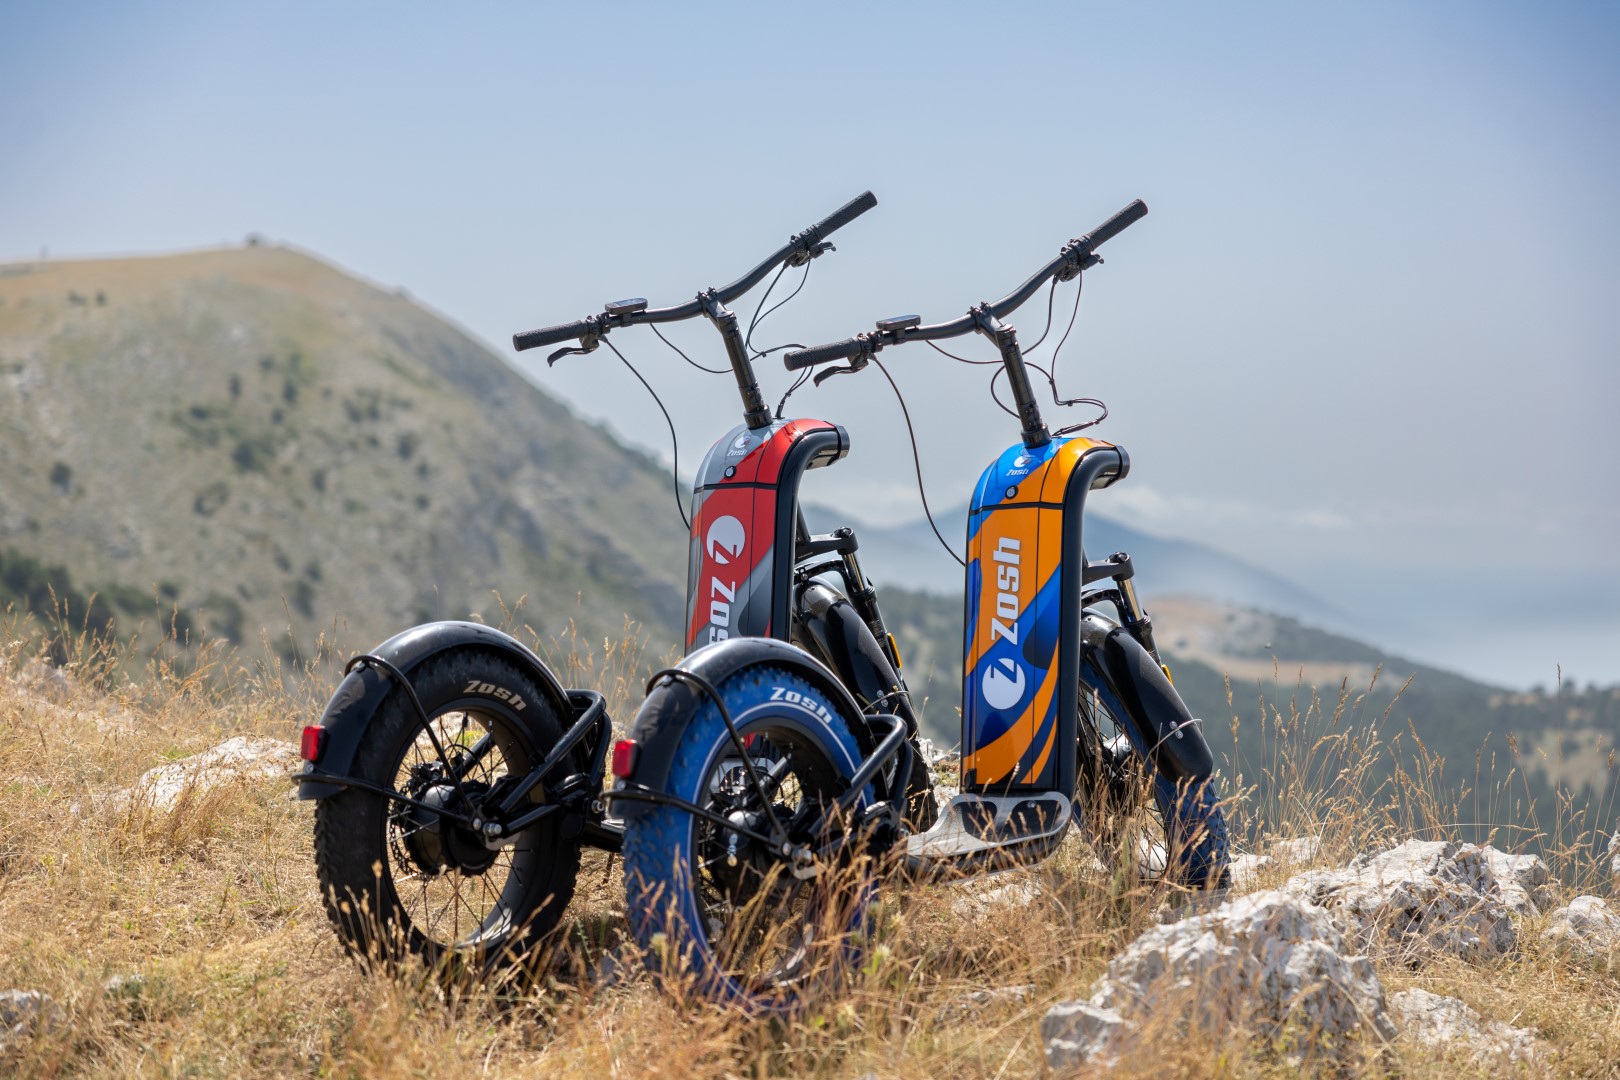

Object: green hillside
[0,245,690,660]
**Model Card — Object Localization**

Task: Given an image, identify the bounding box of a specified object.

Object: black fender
[296,620,573,799]
[615,636,871,822]
[790,580,919,733]
[1079,612,1214,782]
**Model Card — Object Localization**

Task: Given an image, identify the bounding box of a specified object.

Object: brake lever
[812,354,867,387]
[786,240,835,268]
[546,340,599,366]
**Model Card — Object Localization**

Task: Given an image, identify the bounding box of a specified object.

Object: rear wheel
[622,665,876,1014]
[313,651,583,975]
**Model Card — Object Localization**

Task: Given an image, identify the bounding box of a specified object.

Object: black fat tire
[312,650,582,975]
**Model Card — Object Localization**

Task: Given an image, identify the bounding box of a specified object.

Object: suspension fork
[794,512,906,676]
[1083,552,1162,662]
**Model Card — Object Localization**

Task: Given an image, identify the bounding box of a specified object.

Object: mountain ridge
[0,243,690,656]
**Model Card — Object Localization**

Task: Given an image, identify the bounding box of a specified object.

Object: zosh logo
[982,535,1027,711]
[703,515,747,643]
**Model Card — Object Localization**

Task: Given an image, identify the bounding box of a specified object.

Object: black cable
[1039,274,1110,434]
[872,357,966,568]
[746,261,812,358]
[603,337,690,530]
[1019,277,1061,355]
[650,324,728,375]
[775,366,813,419]
[926,340,999,365]
[987,365,1017,418]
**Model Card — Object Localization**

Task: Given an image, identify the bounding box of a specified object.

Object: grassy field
[1,615,1617,1078]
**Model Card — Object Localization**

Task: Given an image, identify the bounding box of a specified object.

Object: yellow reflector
[888,633,903,670]
[1161,663,1174,684]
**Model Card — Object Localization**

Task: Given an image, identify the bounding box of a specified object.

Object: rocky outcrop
[1041,890,1394,1069]
[1280,840,1515,962]
[126,735,299,812]
[1041,1001,1131,1069]
[1460,844,1556,916]
[1541,896,1620,956]
[1040,837,1573,1070]
[1389,988,1540,1064]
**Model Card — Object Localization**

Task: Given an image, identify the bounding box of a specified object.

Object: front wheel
[313,650,584,976]
[1076,676,1229,889]
[622,665,876,1015]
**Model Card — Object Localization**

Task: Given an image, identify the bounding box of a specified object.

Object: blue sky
[3,2,1617,686]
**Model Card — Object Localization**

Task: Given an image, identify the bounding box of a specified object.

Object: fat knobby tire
[621,664,870,1014]
[312,649,582,974]
[1151,773,1230,889]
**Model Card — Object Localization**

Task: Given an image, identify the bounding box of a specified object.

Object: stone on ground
[1541,895,1620,956]
[936,984,1035,1024]
[127,735,300,812]
[1281,839,1515,962]
[1389,988,1540,1064]
[0,990,64,1055]
[1041,889,1394,1069]
[1041,1001,1130,1069]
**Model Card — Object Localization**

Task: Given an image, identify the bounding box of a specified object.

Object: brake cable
[873,357,967,569]
[602,337,692,530]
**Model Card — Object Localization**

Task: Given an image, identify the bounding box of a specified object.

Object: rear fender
[1079,612,1214,782]
[614,636,871,822]
[295,620,573,799]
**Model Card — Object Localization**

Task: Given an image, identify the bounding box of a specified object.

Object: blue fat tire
[1083,673,1230,890]
[1151,773,1230,889]
[621,665,873,1014]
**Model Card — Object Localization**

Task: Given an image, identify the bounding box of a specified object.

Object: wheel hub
[401,777,498,876]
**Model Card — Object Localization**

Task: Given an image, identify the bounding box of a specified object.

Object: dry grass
[1,615,1617,1078]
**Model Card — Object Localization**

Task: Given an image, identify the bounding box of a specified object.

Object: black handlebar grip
[513,319,592,352]
[1081,199,1149,251]
[784,337,864,370]
[808,190,878,241]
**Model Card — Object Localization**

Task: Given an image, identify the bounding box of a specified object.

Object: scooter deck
[904,791,1072,875]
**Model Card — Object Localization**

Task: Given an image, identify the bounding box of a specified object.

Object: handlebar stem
[970,305,1050,449]
[699,289,772,430]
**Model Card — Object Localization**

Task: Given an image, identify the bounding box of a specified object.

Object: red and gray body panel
[683,418,848,651]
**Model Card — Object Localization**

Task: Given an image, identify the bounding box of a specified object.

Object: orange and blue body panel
[961,436,1122,793]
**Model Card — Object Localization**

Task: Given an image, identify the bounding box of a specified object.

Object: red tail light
[300,725,326,762]
[610,739,639,779]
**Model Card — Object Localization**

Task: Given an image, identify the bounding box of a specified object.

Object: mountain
[802,500,1351,629]
[0,244,690,659]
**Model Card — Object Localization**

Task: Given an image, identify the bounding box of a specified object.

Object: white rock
[950,870,1041,920]
[1608,830,1619,884]
[936,983,1035,1024]
[1458,844,1555,916]
[1272,835,1323,865]
[1281,839,1515,963]
[1230,836,1324,891]
[1040,890,1395,1068]
[1228,852,1273,890]
[1389,988,1539,1063]
[0,989,64,1054]
[127,736,300,812]
[1541,895,1620,956]
[1040,1001,1129,1069]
